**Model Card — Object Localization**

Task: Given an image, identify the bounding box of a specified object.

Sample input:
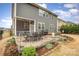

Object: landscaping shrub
[45,43,54,49]
[0,30,3,40]
[22,47,36,56]
[7,37,16,46]
[0,30,3,35]
[60,24,79,34]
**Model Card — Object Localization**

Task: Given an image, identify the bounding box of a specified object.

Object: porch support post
[15,18,17,36]
[14,3,17,36]
[34,20,36,32]
[29,20,31,34]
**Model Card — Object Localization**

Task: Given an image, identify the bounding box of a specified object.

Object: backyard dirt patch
[48,34,79,56]
[0,37,12,55]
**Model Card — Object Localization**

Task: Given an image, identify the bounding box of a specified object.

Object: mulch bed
[4,44,19,56]
[36,42,58,56]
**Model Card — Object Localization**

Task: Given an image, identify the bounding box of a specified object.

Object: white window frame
[38,22,42,30]
[39,9,49,18]
[39,9,44,17]
[42,23,45,30]
[38,22,45,30]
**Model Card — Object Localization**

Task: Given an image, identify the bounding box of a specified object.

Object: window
[39,9,44,17]
[38,23,41,29]
[42,23,45,30]
[38,22,45,30]
[24,22,29,30]
[44,12,49,17]
[39,9,49,17]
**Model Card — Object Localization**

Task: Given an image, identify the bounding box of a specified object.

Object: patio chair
[22,32,32,42]
[23,32,37,42]
[32,32,39,41]
[31,32,42,41]
[38,31,44,41]
[43,30,48,35]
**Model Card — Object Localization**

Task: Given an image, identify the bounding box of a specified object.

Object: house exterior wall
[52,16,58,32]
[57,19,66,31]
[12,3,58,35]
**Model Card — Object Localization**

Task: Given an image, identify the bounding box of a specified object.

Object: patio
[16,34,61,50]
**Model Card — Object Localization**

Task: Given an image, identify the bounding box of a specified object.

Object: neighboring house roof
[58,18,75,25]
[66,21,75,25]
[0,28,5,30]
[29,3,58,17]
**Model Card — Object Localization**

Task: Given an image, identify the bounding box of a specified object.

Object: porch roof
[15,16,34,21]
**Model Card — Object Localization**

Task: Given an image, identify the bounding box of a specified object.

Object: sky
[0,3,79,28]
[0,3,12,28]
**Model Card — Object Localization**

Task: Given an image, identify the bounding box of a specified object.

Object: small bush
[7,37,16,47]
[7,37,15,43]
[45,43,53,49]
[0,31,3,40]
[0,30,3,35]
[22,47,36,56]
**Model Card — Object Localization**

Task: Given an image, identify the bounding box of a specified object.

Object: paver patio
[16,35,60,49]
